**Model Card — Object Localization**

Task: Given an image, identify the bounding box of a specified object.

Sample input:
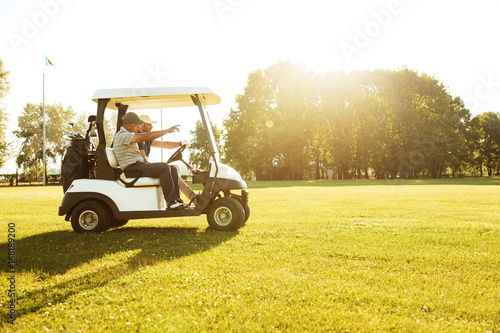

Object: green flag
[45,56,54,66]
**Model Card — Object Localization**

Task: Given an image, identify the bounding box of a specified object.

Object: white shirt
[112,127,143,169]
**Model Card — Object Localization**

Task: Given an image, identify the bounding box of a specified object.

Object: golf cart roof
[92,87,221,110]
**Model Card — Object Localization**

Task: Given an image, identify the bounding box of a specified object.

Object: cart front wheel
[243,205,250,223]
[207,197,245,231]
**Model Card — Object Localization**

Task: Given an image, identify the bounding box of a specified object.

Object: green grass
[1,179,500,332]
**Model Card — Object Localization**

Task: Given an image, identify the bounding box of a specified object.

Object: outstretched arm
[151,140,182,149]
[130,125,180,144]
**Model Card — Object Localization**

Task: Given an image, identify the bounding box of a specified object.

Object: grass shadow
[0,227,237,321]
[2,226,236,275]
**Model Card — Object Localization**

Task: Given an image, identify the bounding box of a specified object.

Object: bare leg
[172,165,196,200]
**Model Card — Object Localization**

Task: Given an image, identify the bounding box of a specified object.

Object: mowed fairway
[1,179,500,332]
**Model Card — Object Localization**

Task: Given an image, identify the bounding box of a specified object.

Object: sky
[1,0,499,173]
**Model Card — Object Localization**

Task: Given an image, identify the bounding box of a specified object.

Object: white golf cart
[59,87,249,232]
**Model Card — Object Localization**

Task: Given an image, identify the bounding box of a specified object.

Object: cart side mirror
[88,115,97,123]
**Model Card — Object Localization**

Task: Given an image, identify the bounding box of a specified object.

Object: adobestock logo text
[7,0,72,53]
[339,0,412,64]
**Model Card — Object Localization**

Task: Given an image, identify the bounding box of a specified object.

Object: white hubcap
[213,207,232,226]
[79,210,98,230]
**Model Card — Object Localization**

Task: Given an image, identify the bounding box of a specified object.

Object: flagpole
[161,108,163,162]
[42,53,47,186]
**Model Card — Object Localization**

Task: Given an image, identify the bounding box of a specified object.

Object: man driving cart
[113,111,186,209]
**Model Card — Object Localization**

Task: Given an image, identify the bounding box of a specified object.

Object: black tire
[243,205,250,224]
[71,200,111,233]
[113,219,129,228]
[207,197,245,231]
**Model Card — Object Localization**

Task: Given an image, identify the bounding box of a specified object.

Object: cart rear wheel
[207,197,244,231]
[71,200,111,233]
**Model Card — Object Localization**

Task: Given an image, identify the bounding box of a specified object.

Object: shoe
[176,198,190,208]
[166,201,183,210]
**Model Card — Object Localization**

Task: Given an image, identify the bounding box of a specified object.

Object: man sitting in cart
[112,112,187,210]
[138,114,200,205]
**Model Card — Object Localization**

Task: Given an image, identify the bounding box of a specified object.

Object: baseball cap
[139,115,157,124]
[122,112,144,125]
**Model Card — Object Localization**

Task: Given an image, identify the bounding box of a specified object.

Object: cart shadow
[0,227,237,321]
[2,227,236,275]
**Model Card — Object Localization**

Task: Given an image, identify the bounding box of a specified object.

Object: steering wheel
[167,145,186,164]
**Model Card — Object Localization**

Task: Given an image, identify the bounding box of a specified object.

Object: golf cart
[59,87,249,232]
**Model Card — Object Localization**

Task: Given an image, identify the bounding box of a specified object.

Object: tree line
[1,59,499,182]
[220,61,500,180]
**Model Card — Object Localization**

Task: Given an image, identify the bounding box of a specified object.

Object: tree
[224,69,275,180]
[189,120,222,170]
[73,111,116,147]
[0,107,8,169]
[224,63,474,180]
[447,97,473,177]
[350,68,470,179]
[468,116,484,176]
[224,61,314,180]
[15,103,76,179]
[471,112,500,176]
[348,71,380,179]
[265,61,314,180]
[375,69,465,178]
[317,71,359,179]
[0,59,11,168]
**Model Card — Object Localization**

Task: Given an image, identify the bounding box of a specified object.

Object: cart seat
[105,148,160,187]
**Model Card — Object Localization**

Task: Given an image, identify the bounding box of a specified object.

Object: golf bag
[61,138,95,193]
